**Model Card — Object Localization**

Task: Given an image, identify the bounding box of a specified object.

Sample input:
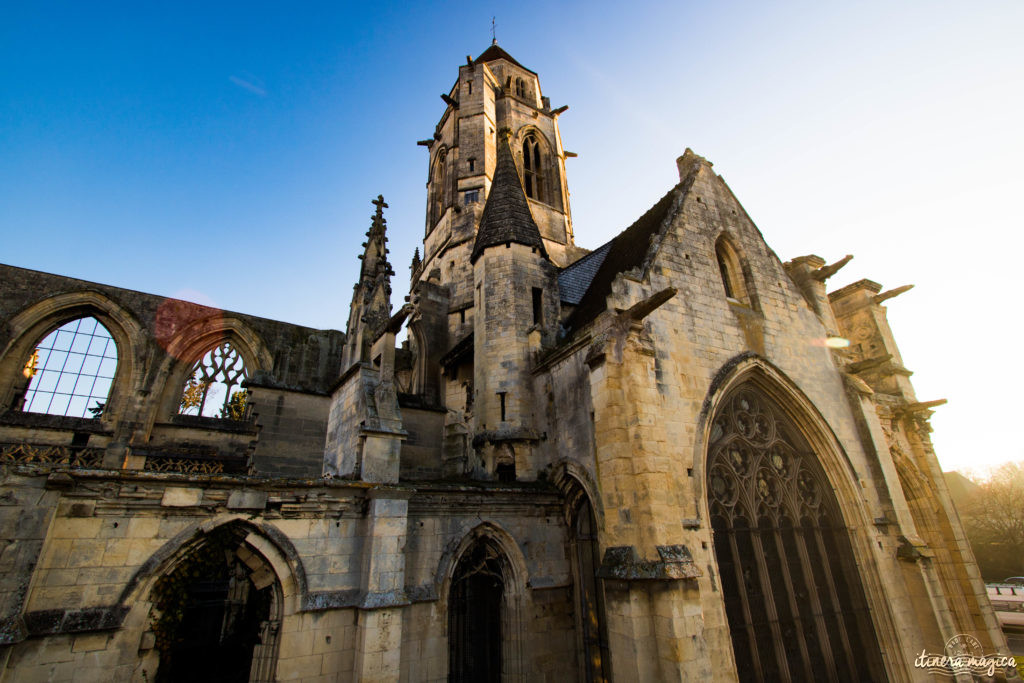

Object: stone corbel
[596,545,702,581]
[896,535,934,562]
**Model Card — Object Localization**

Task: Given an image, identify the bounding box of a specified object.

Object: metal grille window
[179,341,248,420]
[20,317,117,418]
[708,387,886,682]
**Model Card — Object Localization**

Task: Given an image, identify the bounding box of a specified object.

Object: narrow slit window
[498,391,506,422]
[19,317,118,418]
[532,287,543,325]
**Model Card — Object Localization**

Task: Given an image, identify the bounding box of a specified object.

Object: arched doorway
[570,493,610,683]
[707,385,886,682]
[448,538,507,683]
[149,525,282,683]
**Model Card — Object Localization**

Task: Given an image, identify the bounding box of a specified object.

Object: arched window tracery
[179,341,248,420]
[707,386,885,682]
[522,134,544,203]
[18,316,118,418]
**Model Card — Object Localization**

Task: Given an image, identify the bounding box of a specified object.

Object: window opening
[179,341,248,420]
[431,150,448,228]
[532,288,543,325]
[19,317,117,418]
[498,391,507,422]
[715,236,749,304]
[465,189,479,205]
[717,249,735,298]
[496,462,516,482]
[707,387,885,682]
[522,135,544,202]
[468,158,476,173]
[467,80,473,94]
[449,541,505,682]
[515,78,525,97]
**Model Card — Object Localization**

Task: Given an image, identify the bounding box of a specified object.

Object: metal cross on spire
[491,16,496,45]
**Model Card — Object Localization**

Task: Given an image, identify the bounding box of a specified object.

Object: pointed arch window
[715,235,751,306]
[707,386,885,682]
[431,149,448,228]
[18,317,117,418]
[179,341,249,420]
[522,134,544,203]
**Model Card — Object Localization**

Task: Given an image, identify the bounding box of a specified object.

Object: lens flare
[824,337,850,349]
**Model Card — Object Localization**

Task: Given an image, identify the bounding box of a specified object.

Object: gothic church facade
[0,44,1007,682]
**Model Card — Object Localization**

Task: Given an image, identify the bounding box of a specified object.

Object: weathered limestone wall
[397,406,444,480]
[247,387,331,477]
[0,466,579,682]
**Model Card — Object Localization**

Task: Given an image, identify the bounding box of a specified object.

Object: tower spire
[471,129,547,263]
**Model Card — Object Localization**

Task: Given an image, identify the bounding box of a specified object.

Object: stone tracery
[708,386,886,682]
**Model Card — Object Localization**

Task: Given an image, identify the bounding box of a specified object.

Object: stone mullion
[749,523,792,681]
[807,524,858,681]
[767,523,814,681]
[793,524,840,683]
[725,527,765,682]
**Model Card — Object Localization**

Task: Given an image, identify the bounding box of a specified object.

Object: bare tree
[959,461,1024,582]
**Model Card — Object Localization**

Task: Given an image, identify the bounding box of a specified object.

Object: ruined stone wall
[0,264,344,478]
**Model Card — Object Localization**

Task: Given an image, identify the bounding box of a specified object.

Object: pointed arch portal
[150,524,282,683]
[707,384,886,682]
[449,539,505,683]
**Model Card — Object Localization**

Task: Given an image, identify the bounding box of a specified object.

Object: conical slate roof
[470,133,547,263]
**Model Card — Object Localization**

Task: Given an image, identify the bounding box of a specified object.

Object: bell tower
[413,42,580,310]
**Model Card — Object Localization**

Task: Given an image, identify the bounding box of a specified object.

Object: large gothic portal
[707,385,887,682]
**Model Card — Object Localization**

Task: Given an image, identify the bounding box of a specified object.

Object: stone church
[0,43,1009,682]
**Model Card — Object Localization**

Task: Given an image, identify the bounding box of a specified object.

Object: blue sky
[2,1,1022,472]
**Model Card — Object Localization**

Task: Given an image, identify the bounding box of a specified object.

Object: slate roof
[475,43,534,73]
[558,243,611,305]
[563,186,681,332]
[470,134,547,263]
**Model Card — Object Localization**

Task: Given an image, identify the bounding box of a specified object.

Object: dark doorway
[572,494,610,683]
[449,541,504,683]
[153,529,279,683]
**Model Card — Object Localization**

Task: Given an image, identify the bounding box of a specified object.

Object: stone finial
[676,148,711,183]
